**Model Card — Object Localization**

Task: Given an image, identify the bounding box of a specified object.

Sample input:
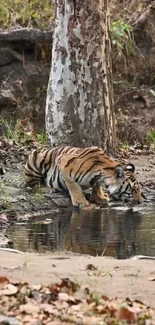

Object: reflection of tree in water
[28,208,142,258]
[28,212,72,252]
[116,209,141,259]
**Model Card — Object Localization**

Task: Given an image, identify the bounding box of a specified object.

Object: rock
[0,234,13,248]
[0,87,16,107]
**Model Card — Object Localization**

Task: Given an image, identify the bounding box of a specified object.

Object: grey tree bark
[46,0,117,153]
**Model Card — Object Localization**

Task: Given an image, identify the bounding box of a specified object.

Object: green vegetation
[147,129,155,148]
[120,142,130,152]
[0,117,18,141]
[35,132,49,145]
[0,117,31,143]
[110,19,134,54]
[0,117,49,145]
[0,180,11,210]
[0,0,54,29]
[32,186,45,202]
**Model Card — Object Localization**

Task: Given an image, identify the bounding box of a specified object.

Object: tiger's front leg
[56,155,89,208]
[63,179,89,208]
[92,183,110,205]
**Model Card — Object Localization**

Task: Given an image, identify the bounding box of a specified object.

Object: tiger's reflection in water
[64,209,141,259]
[27,208,141,259]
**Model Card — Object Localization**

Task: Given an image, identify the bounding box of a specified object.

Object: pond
[5,203,155,259]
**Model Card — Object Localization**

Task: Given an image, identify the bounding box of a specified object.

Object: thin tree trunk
[46,0,117,153]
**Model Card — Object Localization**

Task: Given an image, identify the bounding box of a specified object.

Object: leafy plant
[121,142,130,152]
[35,132,49,145]
[0,117,16,140]
[31,186,45,202]
[0,117,32,142]
[0,117,49,145]
[0,0,54,29]
[147,129,155,148]
[110,19,133,53]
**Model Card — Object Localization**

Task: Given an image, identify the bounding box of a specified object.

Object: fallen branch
[0,248,23,254]
[131,255,155,260]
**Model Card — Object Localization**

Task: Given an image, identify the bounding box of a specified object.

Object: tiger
[24,145,143,208]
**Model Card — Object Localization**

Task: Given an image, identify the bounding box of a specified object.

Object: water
[5,204,155,259]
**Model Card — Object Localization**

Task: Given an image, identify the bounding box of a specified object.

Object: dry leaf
[0,276,9,284]
[40,303,59,314]
[0,315,20,325]
[0,213,8,221]
[85,264,98,271]
[59,278,80,294]
[0,283,18,295]
[74,288,87,302]
[70,304,81,312]
[20,303,40,314]
[0,276,154,324]
[40,286,51,294]
[58,292,75,303]
[97,272,107,277]
[118,305,137,321]
[87,271,94,276]
[31,284,41,290]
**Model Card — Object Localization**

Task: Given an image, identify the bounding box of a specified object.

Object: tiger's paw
[82,203,100,210]
[72,199,89,209]
[89,195,109,207]
[73,202,100,210]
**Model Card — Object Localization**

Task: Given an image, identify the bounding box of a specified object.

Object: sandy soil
[0,251,155,308]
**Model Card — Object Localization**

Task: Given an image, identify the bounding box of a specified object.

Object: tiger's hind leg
[56,155,89,208]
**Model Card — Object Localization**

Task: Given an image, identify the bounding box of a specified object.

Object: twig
[0,265,23,270]
[0,248,23,254]
[131,255,155,260]
[132,6,152,27]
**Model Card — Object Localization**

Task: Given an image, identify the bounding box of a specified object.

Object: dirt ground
[0,251,155,309]
[131,154,155,183]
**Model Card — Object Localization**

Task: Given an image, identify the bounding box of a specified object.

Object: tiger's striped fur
[24,146,142,208]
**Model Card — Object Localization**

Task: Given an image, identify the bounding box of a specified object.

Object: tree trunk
[46,0,117,153]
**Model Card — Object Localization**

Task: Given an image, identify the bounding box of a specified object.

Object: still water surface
[6,204,155,259]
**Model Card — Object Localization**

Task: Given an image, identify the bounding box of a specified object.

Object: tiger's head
[107,163,143,206]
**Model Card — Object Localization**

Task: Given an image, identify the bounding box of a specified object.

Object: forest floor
[0,142,155,324]
[1,256,155,324]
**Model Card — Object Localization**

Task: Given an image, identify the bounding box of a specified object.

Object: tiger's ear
[125,163,135,173]
[115,165,125,178]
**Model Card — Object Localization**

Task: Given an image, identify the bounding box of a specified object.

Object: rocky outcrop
[0,28,52,132]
